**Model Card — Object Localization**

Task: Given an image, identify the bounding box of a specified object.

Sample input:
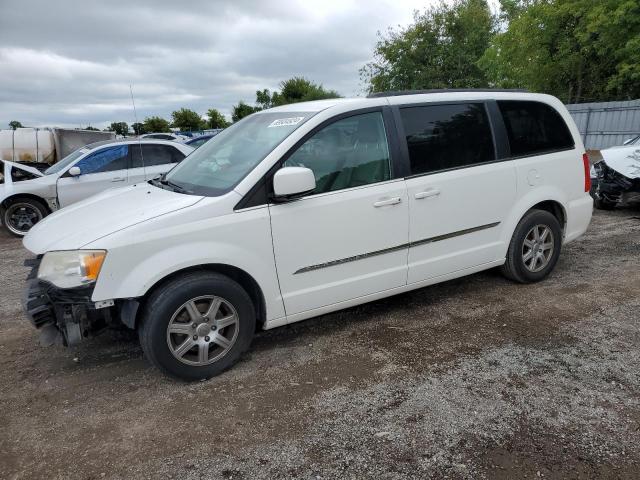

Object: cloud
[0,0,430,128]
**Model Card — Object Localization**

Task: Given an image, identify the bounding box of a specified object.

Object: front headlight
[38,250,107,289]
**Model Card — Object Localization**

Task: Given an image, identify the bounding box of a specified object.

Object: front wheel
[1,197,48,236]
[138,272,256,380]
[501,209,562,283]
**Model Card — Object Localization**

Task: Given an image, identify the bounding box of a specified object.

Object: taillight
[583,153,591,192]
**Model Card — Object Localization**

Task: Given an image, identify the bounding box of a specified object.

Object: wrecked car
[590,145,640,209]
[0,139,193,236]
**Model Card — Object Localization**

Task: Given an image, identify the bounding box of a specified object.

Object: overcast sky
[0,0,442,129]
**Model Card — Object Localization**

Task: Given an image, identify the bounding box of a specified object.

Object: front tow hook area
[39,324,64,346]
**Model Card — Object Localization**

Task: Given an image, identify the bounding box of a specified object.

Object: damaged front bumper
[590,161,640,205]
[22,257,137,346]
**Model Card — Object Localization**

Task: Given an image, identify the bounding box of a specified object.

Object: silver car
[0,139,194,236]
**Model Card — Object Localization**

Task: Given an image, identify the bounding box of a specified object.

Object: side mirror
[68,166,81,177]
[272,167,316,201]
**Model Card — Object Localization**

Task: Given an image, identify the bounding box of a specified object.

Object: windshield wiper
[148,177,164,189]
[149,173,191,194]
[160,176,190,194]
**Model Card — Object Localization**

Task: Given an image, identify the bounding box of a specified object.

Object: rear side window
[188,138,209,148]
[283,111,390,194]
[131,144,184,167]
[400,103,495,176]
[146,134,174,140]
[75,146,128,174]
[498,101,574,157]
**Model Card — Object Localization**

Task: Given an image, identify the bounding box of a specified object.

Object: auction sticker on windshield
[268,117,305,128]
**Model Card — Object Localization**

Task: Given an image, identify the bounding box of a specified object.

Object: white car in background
[605,134,640,150]
[590,144,640,209]
[0,139,193,235]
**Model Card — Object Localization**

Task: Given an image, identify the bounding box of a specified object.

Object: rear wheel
[138,272,256,380]
[1,197,48,236]
[501,209,562,283]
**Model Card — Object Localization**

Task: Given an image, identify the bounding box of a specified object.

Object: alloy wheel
[166,295,239,366]
[522,224,554,273]
[5,203,43,235]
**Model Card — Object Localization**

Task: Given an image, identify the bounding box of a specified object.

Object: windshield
[164,112,313,196]
[626,135,640,146]
[44,148,89,175]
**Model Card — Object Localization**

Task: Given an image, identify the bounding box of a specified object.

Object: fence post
[583,107,592,147]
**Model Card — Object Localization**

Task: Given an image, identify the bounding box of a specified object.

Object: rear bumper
[22,258,114,346]
[564,195,593,244]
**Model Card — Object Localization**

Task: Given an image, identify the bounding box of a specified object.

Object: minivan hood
[3,160,45,178]
[601,146,640,179]
[23,183,203,254]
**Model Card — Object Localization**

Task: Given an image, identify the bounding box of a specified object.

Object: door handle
[373,197,402,207]
[414,188,441,200]
[111,177,126,183]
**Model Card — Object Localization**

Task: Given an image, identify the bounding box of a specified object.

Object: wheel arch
[1,192,52,213]
[129,263,267,331]
[499,188,570,259]
[528,200,566,233]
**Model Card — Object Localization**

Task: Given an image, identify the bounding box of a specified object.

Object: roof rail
[367,88,529,98]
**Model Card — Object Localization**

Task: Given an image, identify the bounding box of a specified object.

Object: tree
[256,88,273,109]
[361,0,494,92]
[84,126,99,131]
[206,108,230,129]
[231,77,340,123]
[256,78,340,108]
[231,101,261,122]
[8,120,23,130]
[107,122,129,136]
[479,0,640,103]
[131,122,145,135]
[171,108,206,131]
[143,116,171,133]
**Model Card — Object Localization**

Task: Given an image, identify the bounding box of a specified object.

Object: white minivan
[22,90,593,380]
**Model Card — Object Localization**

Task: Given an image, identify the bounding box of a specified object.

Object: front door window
[74,146,128,174]
[283,111,391,194]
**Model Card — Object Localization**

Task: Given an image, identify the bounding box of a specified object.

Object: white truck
[0,127,115,166]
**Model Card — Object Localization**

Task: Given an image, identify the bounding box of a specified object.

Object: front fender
[88,204,286,322]
[96,241,268,298]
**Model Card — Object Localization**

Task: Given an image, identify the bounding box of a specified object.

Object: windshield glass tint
[165,112,312,196]
[44,148,88,175]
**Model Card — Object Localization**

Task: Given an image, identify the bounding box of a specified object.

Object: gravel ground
[1,208,639,479]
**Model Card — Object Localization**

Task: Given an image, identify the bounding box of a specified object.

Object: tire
[138,272,256,381]
[501,209,562,284]
[594,198,616,210]
[1,197,48,237]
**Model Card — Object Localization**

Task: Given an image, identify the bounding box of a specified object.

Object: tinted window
[283,112,390,194]
[498,101,574,156]
[132,144,184,167]
[400,103,495,176]
[187,138,210,148]
[74,146,128,174]
[146,134,174,140]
